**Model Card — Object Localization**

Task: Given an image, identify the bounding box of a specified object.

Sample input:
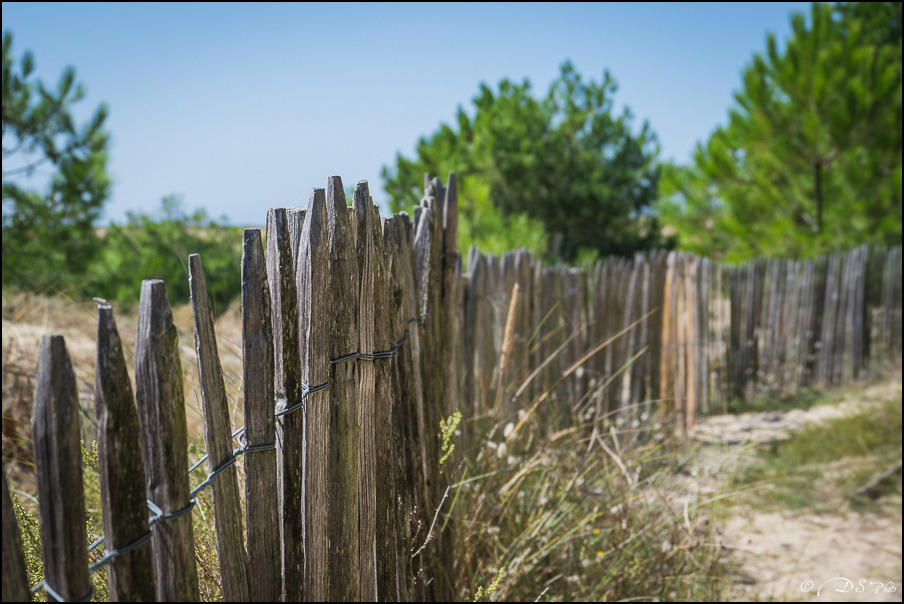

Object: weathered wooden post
[353,182,378,602]
[96,305,156,601]
[390,212,432,601]
[241,228,281,603]
[384,215,415,602]
[33,335,93,602]
[189,254,250,601]
[326,176,361,601]
[135,280,200,602]
[266,207,304,601]
[299,188,331,602]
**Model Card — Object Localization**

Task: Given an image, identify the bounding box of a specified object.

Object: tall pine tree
[658,2,902,260]
[382,62,664,261]
[2,30,111,291]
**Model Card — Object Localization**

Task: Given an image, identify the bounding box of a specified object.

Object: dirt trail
[684,378,903,602]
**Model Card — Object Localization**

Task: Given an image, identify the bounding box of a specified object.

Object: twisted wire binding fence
[2,173,902,602]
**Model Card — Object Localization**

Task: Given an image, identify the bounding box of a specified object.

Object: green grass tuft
[734,396,902,511]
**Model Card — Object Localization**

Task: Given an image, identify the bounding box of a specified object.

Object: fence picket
[241,229,281,603]
[135,280,200,602]
[354,182,378,602]
[96,306,156,601]
[298,188,330,602]
[369,200,400,603]
[266,206,304,600]
[326,175,362,601]
[389,212,432,601]
[383,216,414,603]
[33,335,93,602]
[189,254,250,602]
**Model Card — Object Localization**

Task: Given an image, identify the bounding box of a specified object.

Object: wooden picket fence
[465,244,902,435]
[2,172,902,602]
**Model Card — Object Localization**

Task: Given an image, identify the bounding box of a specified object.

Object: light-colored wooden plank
[189,254,250,602]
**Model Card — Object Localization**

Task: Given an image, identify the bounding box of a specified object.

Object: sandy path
[683,378,903,602]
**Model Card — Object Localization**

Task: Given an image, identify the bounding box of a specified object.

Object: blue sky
[2,2,810,226]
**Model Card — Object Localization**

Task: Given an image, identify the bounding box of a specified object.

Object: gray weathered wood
[353,182,378,602]
[33,335,93,602]
[461,254,477,428]
[674,256,687,430]
[326,175,361,601]
[807,256,828,386]
[438,175,462,600]
[266,207,304,601]
[649,251,668,408]
[659,252,676,415]
[728,265,743,400]
[529,256,544,406]
[189,254,251,602]
[476,253,497,416]
[684,256,698,431]
[441,173,462,424]
[135,280,200,602]
[298,189,330,602]
[413,200,441,596]
[422,180,449,596]
[390,212,432,601]
[370,202,399,603]
[384,216,414,603]
[821,252,841,384]
[241,229,281,603]
[620,258,639,413]
[95,305,156,601]
[2,466,29,602]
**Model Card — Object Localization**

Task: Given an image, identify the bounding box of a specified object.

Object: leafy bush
[84,195,243,313]
[2,30,111,297]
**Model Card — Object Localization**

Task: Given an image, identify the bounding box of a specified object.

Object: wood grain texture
[326,175,361,601]
[384,215,414,603]
[33,335,92,602]
[95,306,155,601]
[354,182,378,602]
[266,207,304,601]
[135,280,199,602]
[390,212,433,600]
[298,188,330,602]
[241,229,281,603]
[369,200,399,603]
[189,254,250,602]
